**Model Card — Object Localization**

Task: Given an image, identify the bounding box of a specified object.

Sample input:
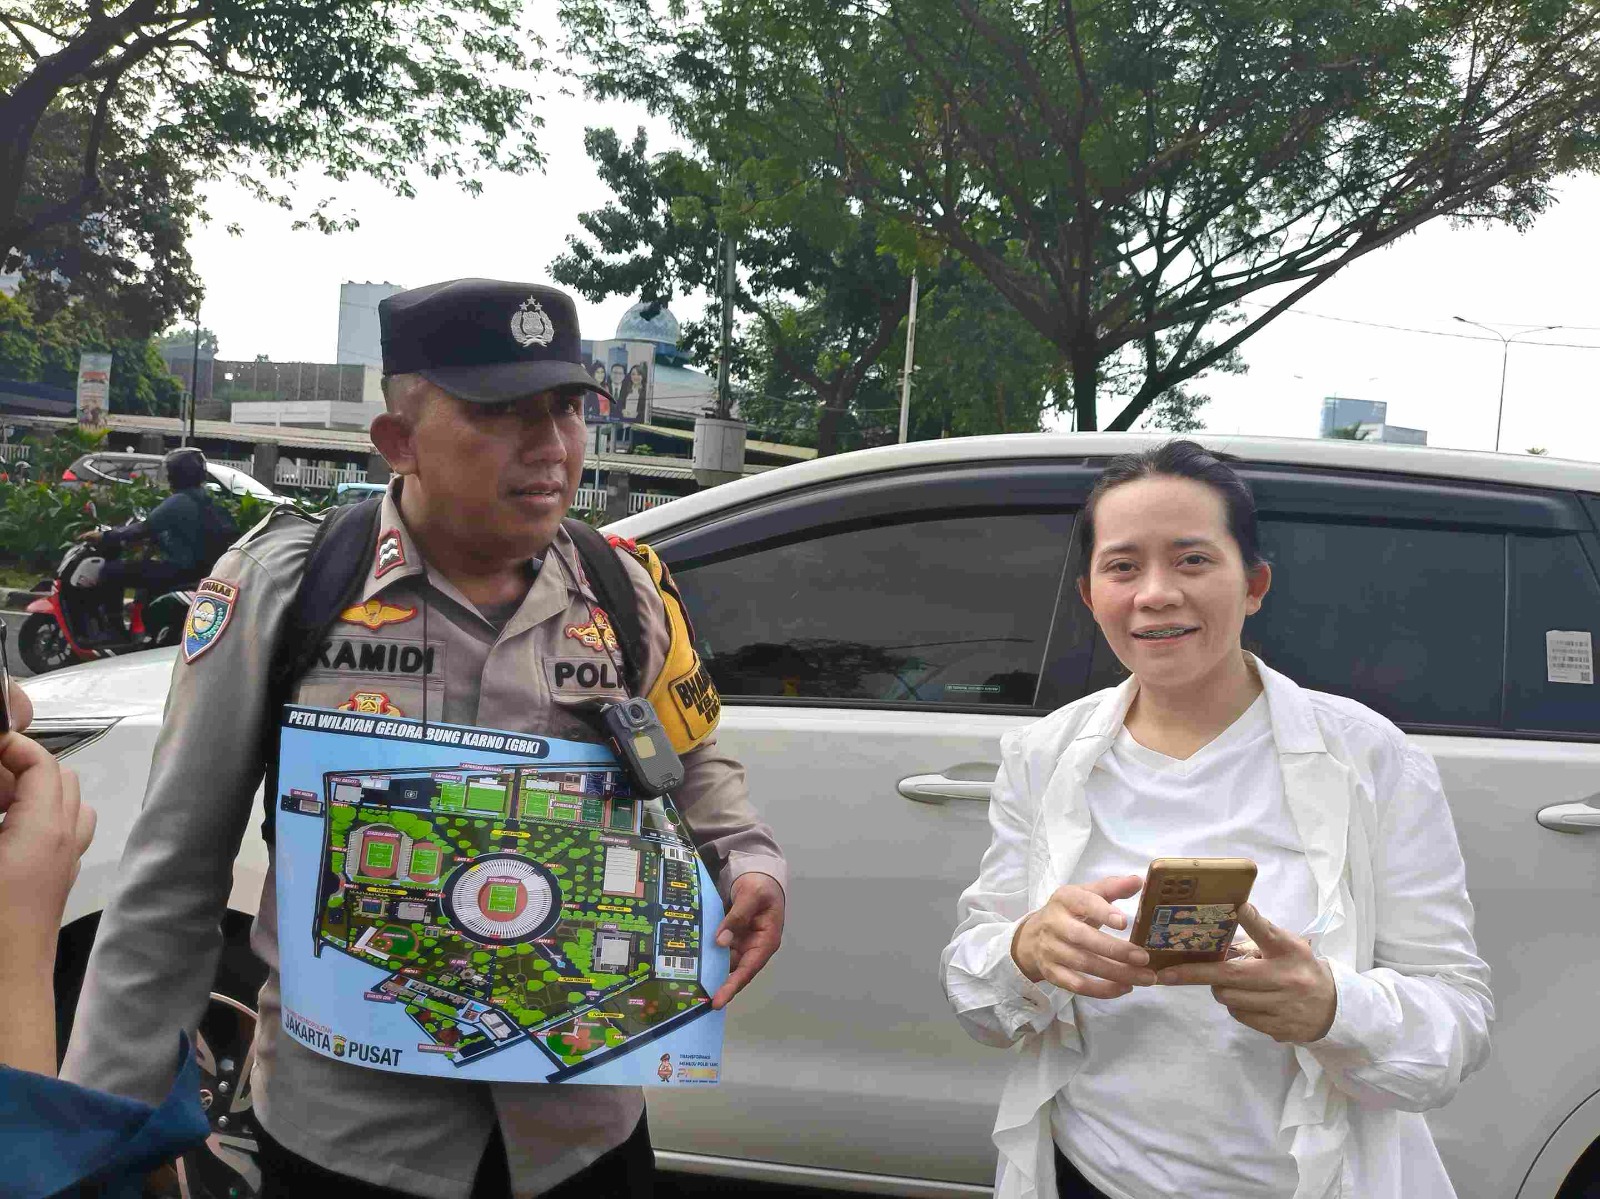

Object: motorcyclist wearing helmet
[69,448,234,641]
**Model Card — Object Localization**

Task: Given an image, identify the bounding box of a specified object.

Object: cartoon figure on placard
[657,1053,673,1083]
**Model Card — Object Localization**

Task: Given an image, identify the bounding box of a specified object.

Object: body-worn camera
[600,697,684,797]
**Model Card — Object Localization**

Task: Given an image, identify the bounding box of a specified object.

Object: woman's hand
[1011,874,1157,999]
[1156,903,1337,1043]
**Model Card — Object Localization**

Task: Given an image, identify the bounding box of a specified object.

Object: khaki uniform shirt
[63,485,786,1197]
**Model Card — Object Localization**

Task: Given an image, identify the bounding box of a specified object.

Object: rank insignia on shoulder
[565,608,619,654]
[182,577,238,663]
[374,529,407,578]
[340,598,417,630]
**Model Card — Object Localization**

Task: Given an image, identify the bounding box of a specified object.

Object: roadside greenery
[565,0,1600,431]
[0,475,280,573]
[0,290,183,418]
[3,1,550,339]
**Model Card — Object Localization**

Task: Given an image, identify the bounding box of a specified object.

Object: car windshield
[337,485,383,506]
[208,465,275,498]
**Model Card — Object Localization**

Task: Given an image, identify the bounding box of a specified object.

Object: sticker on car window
[1144,904,1238,953]
[1546,630,1594,685]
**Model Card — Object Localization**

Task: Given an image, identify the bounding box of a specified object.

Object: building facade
[338,281,405,367]
[1320,396,1388,437]
[1320,396,1427,444]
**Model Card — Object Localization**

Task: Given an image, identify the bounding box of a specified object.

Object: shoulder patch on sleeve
[182,577,238,663]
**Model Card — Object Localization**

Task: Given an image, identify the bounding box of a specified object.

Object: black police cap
[378,279,610,403]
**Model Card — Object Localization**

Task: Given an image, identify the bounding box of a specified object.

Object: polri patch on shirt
[340,598,417,630]
[374,529,407,578]
[546,656,628,700]
[182,577,237,663]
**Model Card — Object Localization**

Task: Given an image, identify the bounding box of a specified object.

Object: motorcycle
[18,533,195,674]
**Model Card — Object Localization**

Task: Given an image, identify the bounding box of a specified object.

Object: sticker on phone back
[1145,904,1239,952]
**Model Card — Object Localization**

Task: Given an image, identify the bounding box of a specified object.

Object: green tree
[0,287,183,418]
[565,0,1600,430]
[3,1,549,332]
[157,326,219,357]
[1327,423,1374,441]
[2,64,204,337]
[552,128,916,456]
[892,265,1072,443]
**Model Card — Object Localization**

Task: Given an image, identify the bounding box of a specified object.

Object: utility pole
[897,273,920,443]
[185,311,201,446]
[714,232,737,420]
[1451,317,1562,452]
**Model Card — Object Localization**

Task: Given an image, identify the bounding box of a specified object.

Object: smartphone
[0,621,13,734]
[1128,857,1257,970]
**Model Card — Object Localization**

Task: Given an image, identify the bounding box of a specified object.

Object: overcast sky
[186,79,1600,466]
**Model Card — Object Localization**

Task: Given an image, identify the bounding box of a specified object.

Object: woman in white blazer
[942,441,1493,1199]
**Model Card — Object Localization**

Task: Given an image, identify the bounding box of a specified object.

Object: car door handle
[1538,801,1600,833]
[897,773,995,804]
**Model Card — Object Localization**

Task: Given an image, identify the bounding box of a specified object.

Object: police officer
[62,280,788,1197]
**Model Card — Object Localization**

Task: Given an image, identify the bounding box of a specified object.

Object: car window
[1082,519,1508,729]
[211,466,273,497]
[91,457,138,482]
[1507,533,1600,736]
[669,512,1074,708]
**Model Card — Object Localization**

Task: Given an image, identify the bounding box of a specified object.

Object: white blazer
[941,656,1494,1199]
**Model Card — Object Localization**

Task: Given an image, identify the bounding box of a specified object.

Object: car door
[1078,465,1600,1199]
[642,462,1097,1186]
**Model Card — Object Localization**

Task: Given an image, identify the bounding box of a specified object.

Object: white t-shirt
[1052,693,1320,1199]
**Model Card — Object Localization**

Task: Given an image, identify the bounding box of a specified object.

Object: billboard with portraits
[580,339,653,425]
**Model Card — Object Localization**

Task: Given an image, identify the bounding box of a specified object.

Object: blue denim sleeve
[0,1032,208,1199]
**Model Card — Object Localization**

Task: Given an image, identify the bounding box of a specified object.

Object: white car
[31,433,1600,1198]
[62,450,297,507]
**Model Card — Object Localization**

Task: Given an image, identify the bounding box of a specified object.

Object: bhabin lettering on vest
[668,661,721,739]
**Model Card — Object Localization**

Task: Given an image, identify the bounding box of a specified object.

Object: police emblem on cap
[511,296,555,348]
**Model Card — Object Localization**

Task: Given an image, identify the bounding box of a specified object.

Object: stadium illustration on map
[280,759,713,1076]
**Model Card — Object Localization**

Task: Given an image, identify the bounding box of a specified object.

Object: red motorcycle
[18,533,193,674]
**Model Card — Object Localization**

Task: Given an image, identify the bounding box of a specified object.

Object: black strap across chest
[257,498,644,842]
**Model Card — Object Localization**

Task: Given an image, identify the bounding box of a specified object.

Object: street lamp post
[1452,317,1562,452]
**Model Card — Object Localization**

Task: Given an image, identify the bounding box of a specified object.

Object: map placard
[273,706,726,1085]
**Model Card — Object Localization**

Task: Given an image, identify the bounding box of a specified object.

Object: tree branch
[0,13,41,60]
[7,57,126,251]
